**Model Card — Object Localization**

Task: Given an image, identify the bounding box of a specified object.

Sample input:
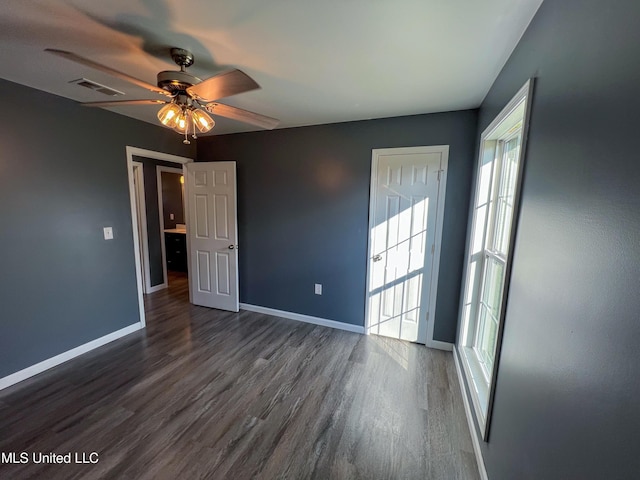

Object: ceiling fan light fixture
[157,103,181,127]
[173,109,190,134]
[191,108,215,133]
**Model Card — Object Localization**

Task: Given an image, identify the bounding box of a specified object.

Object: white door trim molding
[364,145,450,349]
[240,303,365,334]
[156,165,184,289]
[131,160,150,296]
[125,146,193,327]
[425,146,449,350]
[127,156,148,327]
[0,323,142,391]
[126,146,193,165]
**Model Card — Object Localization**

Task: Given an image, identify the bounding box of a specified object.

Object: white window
[457,80,533,438]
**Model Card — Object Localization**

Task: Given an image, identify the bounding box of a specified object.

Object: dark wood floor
[0,272,479,479]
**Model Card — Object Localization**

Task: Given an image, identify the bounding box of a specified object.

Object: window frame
[457,79,534,440]
[472,128,521,380]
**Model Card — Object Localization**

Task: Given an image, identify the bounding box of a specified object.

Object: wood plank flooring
[0,272,479,479]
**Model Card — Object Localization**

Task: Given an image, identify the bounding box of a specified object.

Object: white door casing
[185,161,239,312]
[366,146,449,344]
[131,162,147,294]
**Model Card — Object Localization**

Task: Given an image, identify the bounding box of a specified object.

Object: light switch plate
[103,227,113,240]
[170,213,174,220]
[314,283,322,295]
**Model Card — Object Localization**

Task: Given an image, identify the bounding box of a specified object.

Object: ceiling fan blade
[81,99,168,108]
[45,48,172,97]
[205,102,279,130]
[187,69,260,102]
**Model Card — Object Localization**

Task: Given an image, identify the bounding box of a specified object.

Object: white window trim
[457,79,534,439]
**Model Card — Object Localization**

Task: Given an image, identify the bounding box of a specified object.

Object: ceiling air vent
[70,78,124,97]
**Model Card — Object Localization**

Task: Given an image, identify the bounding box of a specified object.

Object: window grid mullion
[473,136,510,373]
[473,140,503,352]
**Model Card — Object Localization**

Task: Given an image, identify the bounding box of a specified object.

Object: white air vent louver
[70,78,124,97]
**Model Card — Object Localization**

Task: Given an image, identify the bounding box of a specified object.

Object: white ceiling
[0,0,543,135]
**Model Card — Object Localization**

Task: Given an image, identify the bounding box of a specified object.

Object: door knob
[228,245,235,250]
[373,254,382,262]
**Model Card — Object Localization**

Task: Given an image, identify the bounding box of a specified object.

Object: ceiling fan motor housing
[157,70,201,93]
[157,48,201,93]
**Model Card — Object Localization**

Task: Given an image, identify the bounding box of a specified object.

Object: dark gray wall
[133,156,184,286]
[0,79,194,378]
[459,1,640,478]
[198,111,478,341]
[161,172,184,229]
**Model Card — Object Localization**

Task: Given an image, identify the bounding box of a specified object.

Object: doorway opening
[157,165,187,288]
[126,146,193,326]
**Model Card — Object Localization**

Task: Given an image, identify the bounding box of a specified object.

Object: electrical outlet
[314,284,322,295]
[103,227,113,240]
[170,213,174,220]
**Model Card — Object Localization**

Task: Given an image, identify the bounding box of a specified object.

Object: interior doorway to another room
[126,147,193,326]
[157,165,187,287]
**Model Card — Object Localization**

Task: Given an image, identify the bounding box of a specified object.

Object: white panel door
[367,147,447,343]
[185,161,239,312]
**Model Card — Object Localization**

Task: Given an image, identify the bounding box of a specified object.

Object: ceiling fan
[46,47,279,144]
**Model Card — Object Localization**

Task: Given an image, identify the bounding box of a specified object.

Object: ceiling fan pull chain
[183,109,192,145]
[183,118,190,145]
[190,109,197,140]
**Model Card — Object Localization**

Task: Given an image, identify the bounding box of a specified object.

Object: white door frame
[156,164,185,288]
[126,146,193,328]
[131,160,149,293]
[364,145,450,350]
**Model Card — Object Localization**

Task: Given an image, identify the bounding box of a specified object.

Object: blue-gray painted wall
[198,111,478,342]
[0,79,194,378]
[459,1,640,478]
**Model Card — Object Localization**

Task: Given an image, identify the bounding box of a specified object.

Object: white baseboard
[146,283,167,294]
[0,323,143,391]
[426,339,454,351]
[453,346,489,480]
[239,303,365,334]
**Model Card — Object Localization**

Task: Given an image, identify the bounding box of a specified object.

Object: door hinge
[431,244,435,255]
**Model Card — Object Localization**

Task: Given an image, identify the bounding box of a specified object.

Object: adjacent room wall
[198,110,478,341]
[0,79,194,379]
[161,172,185,229]
[133,157,185,287]
[459,0,640,478]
